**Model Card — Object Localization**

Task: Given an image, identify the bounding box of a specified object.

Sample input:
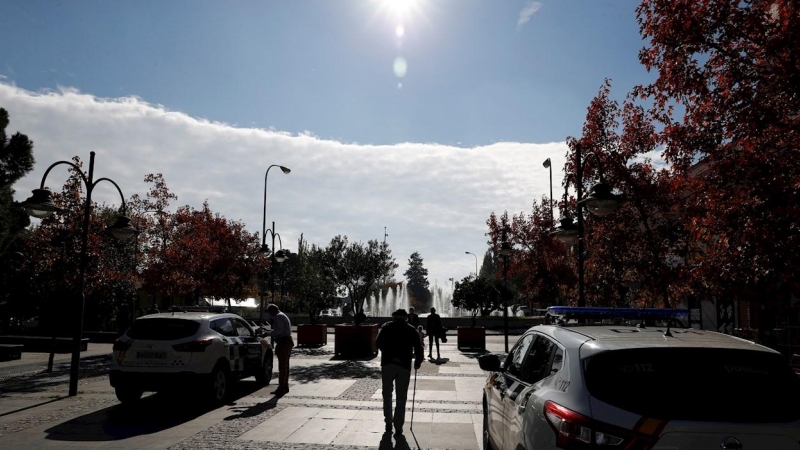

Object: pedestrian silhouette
[426,307,443,360]
[376,308,424,436]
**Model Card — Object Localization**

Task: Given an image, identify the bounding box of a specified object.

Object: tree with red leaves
[165,201,262,305]
[635,0,800,306]
[566,80,689,307]
[486,203,576,307]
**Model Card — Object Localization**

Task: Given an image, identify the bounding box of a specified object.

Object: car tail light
[544,401,665,450]
[113,339,132,351]
[172,338,214,352]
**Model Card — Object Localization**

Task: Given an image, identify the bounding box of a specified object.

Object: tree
[478,250,495,280]
[451,275,505,327]
[0,108,34,329]
[16,157,138,331]
[326,235,397,325]
[566,80,688,307]
[635,0,800,306]
[127,174,179,308]
[292,235,339,324]
[403,251,431,308]
[165,201,263,305]
[486,205,576,307]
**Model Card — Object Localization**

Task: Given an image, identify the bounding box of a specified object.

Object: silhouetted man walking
[426,307,443,360]
[376,308,424,436]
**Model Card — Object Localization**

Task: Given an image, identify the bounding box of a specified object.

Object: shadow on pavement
[43,380,264,441]
[1,354,111,394]
[292,347,334,357]
[290,360,381,383]
[223,395,281,420]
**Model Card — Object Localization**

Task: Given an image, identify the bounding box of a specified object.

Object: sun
[381,0,421,19]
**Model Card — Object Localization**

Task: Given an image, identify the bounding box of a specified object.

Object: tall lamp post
[550,142,623,307]
[465,251,478,279]
[497,230,513,353]
[543,158,553,225]
[21,151,137,396]
[260,164,291,322]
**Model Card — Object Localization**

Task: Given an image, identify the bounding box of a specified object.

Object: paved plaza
[0,332,516,449]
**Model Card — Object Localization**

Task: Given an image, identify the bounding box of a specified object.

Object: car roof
[529,324,776,356]
[135,312,242,322]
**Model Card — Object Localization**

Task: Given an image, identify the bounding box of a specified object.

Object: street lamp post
[21,151,137,396]
[550,142,623,307]
[465,251,478,279]
[497,230,513,353]
[543,158,554,225]
[260,164,290,322]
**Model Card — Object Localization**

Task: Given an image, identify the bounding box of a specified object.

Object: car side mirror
[478,354,503,372]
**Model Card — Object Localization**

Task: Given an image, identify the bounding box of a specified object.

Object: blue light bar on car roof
[545,307,689,323]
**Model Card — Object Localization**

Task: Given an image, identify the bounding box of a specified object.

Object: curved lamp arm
[262,164,291,247]
[93,177,129,215]
[581,150,606,185]
[38,160,89,190]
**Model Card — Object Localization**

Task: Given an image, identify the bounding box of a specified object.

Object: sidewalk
[0,333,516,449]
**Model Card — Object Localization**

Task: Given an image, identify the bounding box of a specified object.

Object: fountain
[362,280,465,318]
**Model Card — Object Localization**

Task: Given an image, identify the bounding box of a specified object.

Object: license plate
[136,351,166,359]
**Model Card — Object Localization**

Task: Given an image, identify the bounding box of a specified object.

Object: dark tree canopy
[403,251,430,306]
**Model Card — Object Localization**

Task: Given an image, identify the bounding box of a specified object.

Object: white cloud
[518,1,542,29]
[1,83,567,291]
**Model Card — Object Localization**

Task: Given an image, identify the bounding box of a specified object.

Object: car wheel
[209,365,229,403]
[255,351,273,386]
[483,399,496,450]
[115,387,144,405]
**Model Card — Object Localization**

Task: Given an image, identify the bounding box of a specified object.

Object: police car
[479,307,800,450]
[110,312,273,404]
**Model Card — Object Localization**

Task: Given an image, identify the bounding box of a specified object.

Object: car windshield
[584,348,800,423]
[127,318,201,341]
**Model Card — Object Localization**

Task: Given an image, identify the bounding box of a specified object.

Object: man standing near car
[266,304,293,396]
[376,309,424,436]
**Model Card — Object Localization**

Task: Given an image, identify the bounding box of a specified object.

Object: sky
[1,0,652,289]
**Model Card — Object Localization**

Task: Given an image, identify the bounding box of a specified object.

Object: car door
[211,317,242,373]
[503,333,556,450]
[233,317,262,375]
[486,334,534,450]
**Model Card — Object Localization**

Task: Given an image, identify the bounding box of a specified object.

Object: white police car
[110,312,273,404]
[479,307,800,450]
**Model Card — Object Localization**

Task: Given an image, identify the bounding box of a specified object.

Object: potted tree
[327,236,397,358]
[451,276,503,351]
[293,236,339,347]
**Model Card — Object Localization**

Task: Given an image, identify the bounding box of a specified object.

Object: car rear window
[584,348,800,423]
[127,318,201,340]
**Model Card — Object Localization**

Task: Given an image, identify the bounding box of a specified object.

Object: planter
[297,324,328,347]
[457,327,486,351]
[334,323,378,358]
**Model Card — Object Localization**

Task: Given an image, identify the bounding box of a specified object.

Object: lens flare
[396,24,405,38]
[393,57,408,78]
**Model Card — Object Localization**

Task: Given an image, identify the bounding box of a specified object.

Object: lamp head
[543,158,551,169]
[579,182,624,217]
[260,243,271,255]
[274,249,288,263]
[109,215,139,242]
[21,189,62,219]
[551,217,579,246]
[279,166,291,174]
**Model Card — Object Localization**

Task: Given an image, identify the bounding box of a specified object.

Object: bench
[0,344,23,361]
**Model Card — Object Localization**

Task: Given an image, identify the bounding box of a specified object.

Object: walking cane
[410,367,421,450]
[410,368,417,429]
